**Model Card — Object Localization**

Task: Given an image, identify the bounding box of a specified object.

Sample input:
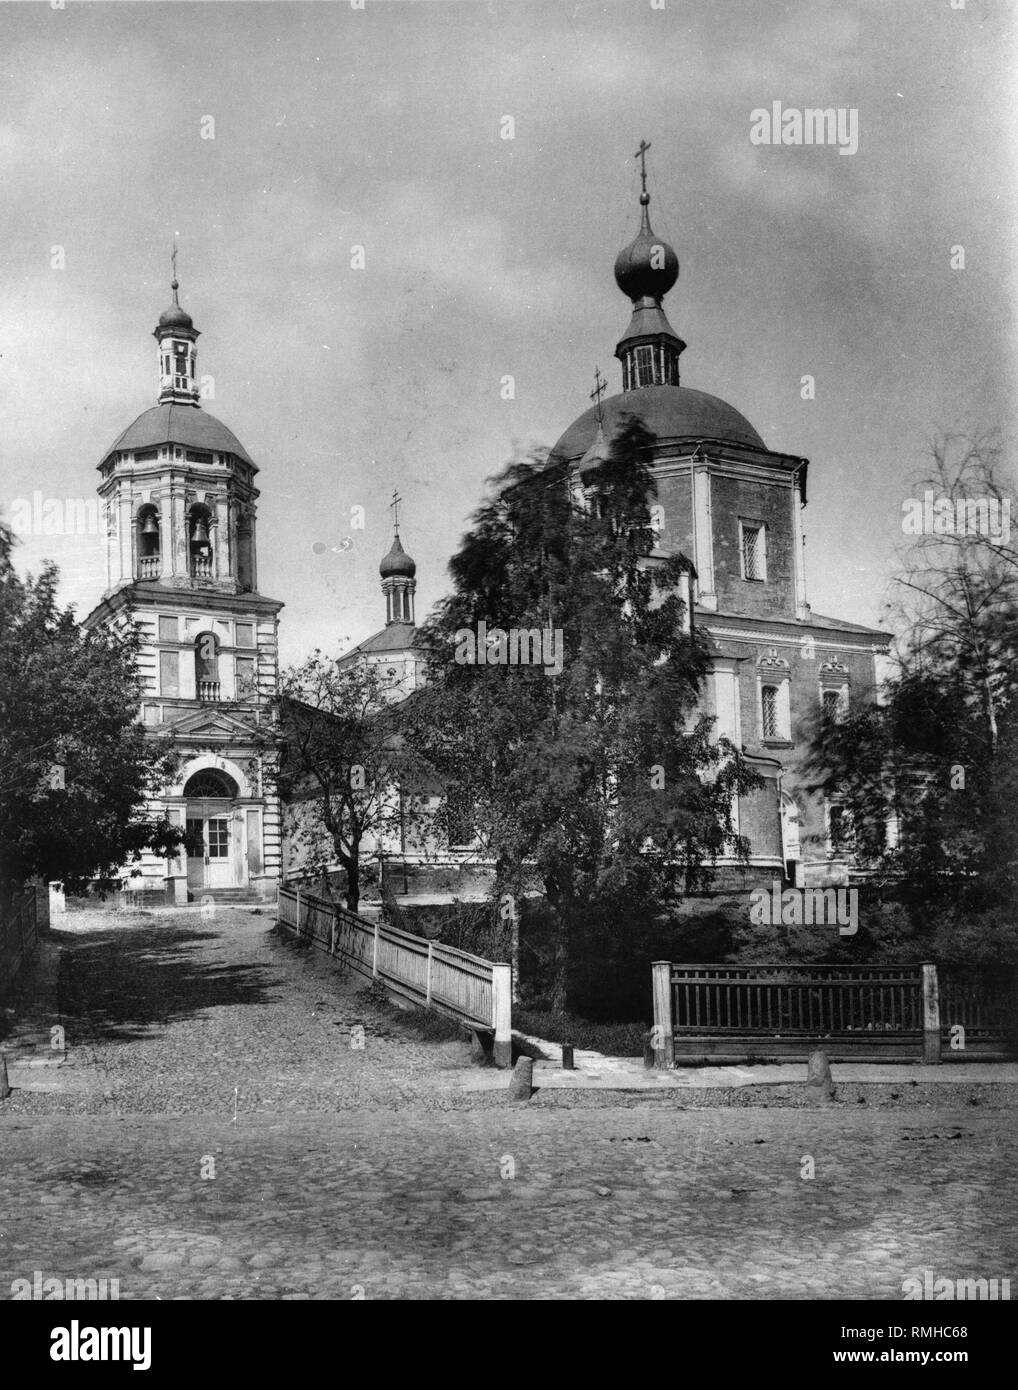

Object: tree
[804,432,1018,958]
[273,652,426,915]
[405,419,762,1010]
[0,527,186,903]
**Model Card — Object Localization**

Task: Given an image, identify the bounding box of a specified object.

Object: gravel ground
[2,907,1015,1300]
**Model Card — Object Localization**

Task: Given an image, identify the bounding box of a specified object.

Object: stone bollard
[507,1055,533,1102]
[561,1044,575,1071]
[0,1052,11,1101]
[806,1048,836,1104]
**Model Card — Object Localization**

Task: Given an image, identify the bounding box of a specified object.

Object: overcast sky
[1,0,1015,665]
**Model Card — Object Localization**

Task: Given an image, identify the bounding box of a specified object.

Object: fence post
[372,919,380,978]
[922,962,941,1064]
[294,882,301,935]
[492,964,512,1069]
[652,961,674,1069]
[425,942,434,1008]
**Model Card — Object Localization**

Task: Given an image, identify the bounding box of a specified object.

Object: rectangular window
[235,622,255,648]
[235,656,256,698]
[158,615,178,642]
[207,819,230,858]
[159,650,179,697]
[634,346,654,387]
[740,522,766,581]
[761,684,779,739]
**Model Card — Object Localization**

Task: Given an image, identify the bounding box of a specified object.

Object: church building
[281,154,890,900]
[83,276,283,902]
[549,150,890,887]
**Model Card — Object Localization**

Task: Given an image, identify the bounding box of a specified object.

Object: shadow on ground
[55,921,278,1043]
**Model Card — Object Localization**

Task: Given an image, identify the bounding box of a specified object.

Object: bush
[514,1008,648,1057]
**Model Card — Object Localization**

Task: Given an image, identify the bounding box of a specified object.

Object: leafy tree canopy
[0,528,185,900]
[405,419,762,1007]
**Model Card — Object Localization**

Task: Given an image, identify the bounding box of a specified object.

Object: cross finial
[589,366,608,426]
[390,488,402,535]
[634,139,652,197]
[171,241,180,301]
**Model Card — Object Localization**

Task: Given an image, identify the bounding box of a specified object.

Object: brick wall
[711,474,797,620]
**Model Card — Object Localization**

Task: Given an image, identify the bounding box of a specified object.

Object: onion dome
[379,533,416,579]
[578,420,612,484]
[614,192,679,303]
[158,280,194,332]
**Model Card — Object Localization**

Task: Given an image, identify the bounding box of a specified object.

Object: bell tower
[84,259,284,904]
[98,271,259,598]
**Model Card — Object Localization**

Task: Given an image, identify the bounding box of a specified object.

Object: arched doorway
[184,769,240,892]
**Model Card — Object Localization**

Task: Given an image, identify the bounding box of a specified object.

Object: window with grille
[741,522,766,580]
[761,683,779,739]
[634,346,654,386]
[822,689,842,721]
[207,819,230,858]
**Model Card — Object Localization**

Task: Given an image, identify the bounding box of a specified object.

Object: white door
[186,802,237,890]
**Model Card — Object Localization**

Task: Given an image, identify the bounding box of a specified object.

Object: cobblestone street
[2,908,1016,1300]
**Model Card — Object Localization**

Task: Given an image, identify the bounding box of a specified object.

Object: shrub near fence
[277,884,512,1066]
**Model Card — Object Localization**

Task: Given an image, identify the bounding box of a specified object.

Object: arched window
[183,769,237,800]
[188,505,213,578]
[195,632,220,701]
[761,684,779,739]
[237,515,253,592]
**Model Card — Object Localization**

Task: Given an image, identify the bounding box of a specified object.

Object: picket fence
[276,884,512,1066]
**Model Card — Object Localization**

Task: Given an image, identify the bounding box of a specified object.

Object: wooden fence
[277,884,512,1066]
[0,887,44,998]
[651,962,1016,1066]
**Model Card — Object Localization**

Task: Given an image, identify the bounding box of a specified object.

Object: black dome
[553,385,765,460]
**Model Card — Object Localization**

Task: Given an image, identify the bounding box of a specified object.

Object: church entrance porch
[183,771,244,893]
